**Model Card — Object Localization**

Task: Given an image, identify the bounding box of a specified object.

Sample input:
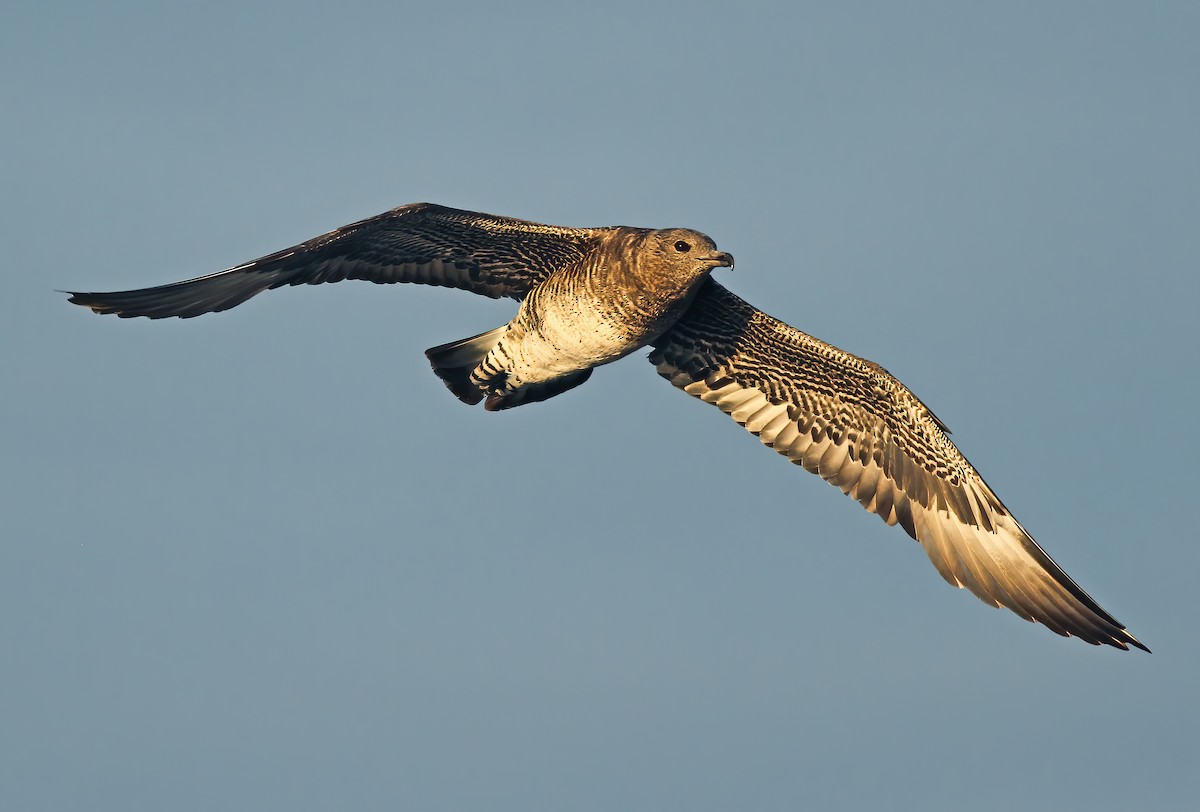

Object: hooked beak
[707,251,735,270]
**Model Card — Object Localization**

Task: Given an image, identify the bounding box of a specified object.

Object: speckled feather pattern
[66,203,1146,651]
[66,203,598,317]
[651,280,1146,651]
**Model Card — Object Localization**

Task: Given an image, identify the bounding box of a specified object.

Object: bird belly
[509,305,640,384]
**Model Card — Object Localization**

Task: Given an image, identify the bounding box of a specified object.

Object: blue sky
[3,2,1198,810]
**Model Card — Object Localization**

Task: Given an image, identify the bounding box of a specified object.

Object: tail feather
[424,326,507,405]
[483,368,592,411]
[426,324,595,409]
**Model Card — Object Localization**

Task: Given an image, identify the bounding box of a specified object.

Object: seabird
[66,202,1148,652]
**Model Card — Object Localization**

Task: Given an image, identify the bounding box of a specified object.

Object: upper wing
[651,280,1147,651]
[66,203,598,318]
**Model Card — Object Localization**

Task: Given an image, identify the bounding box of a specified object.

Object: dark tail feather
[427,325,594,409]
[65,267,290,319]
[424,326,506,405]
[483,368,592,411]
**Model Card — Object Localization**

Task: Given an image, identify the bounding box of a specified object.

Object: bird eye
[674,240,691,253]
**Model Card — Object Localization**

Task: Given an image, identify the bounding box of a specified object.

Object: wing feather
[651,280,1147,651]
[67,203,598,319]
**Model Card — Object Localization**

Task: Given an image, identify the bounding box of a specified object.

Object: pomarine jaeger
[66,202,1147,652]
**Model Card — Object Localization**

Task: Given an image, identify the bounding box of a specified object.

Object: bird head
[608,226,734,305]
[654,228,733,270]
[636,227,734,292]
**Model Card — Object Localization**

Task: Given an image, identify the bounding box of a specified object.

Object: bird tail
[424,326,507,405]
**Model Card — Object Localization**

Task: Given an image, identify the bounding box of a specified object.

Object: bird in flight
[67,203,1148,652]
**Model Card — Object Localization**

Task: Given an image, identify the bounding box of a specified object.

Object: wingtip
[1124,633,1151,654]
[1096,627,1150,653]
[63,290,128,317]
[62,290,103,314]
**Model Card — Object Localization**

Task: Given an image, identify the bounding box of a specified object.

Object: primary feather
[66,203,1147,651]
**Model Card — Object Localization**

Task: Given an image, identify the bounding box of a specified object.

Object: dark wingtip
[63,290,112,315]
[1093,625,1149,653]
[63,290,151,318]
[1124,633,1151,654]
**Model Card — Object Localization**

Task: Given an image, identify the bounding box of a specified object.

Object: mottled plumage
[68,203,730,409]
[651,282,1146,651]
[66,203,1147,652]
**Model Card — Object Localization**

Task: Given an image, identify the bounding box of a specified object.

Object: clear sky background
[3,2,1197,810]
